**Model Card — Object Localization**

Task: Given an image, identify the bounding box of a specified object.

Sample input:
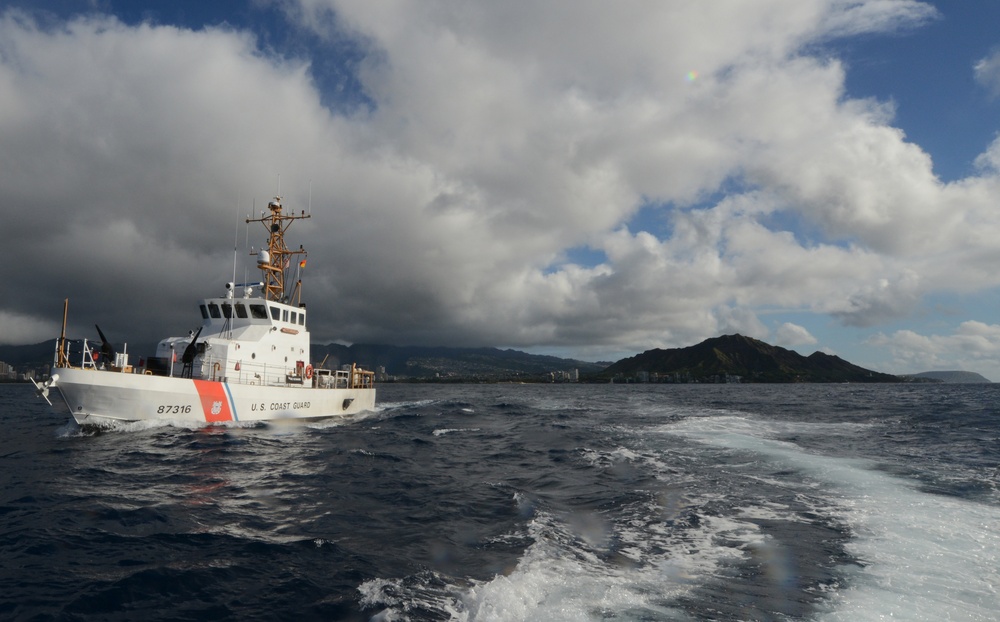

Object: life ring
[305,365,313,380]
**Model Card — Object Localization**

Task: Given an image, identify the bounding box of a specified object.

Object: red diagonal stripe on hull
[193,380,233,422]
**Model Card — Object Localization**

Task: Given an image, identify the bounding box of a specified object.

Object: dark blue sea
[2,382,999,621]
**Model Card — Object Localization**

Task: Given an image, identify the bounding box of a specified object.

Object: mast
[57,298,69,368]
[246,196,310,302]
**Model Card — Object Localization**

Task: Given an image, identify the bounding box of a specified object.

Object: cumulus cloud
[774,323,819,347]
[975,49,1000,99]
[829,271,922,327]
[6,1,1000,364]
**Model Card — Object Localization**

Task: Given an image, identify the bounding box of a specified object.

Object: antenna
[232,192,240,289]
[308,179,312,216]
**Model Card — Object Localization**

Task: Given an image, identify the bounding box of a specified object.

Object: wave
[664,415,1000,621]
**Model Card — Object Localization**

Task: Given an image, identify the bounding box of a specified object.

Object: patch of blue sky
[623,200,676,240]
[563,245,609,268]
[12,0,246,30]
[625,175,757,238]
[827,3,1000,182]
[921,288,1000,327]
[543,245,608,274]
[293,35,375,114]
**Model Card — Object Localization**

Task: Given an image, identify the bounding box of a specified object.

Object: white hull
[53,367,376,426]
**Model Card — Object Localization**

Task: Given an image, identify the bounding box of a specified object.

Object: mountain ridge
[602,334,900,383]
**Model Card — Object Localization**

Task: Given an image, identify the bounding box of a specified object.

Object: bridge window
[250,304,268,319]
[208,303,222,319]
[298,312,305,326]
[200,304,209,319]
[282,309,289,322]
[235,303,248,319]
[269,306,280,321]
[222,303,233,319]
[290,311,298,324]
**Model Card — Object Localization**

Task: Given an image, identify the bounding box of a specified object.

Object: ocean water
[2,382,999,621]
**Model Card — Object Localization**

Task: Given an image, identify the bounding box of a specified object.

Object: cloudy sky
[3,1,1000,378]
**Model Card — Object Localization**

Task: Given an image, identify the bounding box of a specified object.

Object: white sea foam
[376,399,437,411]
[301,415,359,429]
[60,415,315,435]
[578,444,690,483]
[359,574,468,621]
[82,417,203,433]
[456,513,696,621]
[432,428,482,437]
[665,415,1000,622]
[358,482,768,621]
[450,487,771,621]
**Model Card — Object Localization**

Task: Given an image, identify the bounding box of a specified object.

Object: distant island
[601,334,900,383]
[901,371,992,384]
[0,334,990,384]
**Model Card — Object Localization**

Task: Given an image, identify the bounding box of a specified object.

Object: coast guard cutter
[33,196,376,426]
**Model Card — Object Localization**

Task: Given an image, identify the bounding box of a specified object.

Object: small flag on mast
[299,259,307,268]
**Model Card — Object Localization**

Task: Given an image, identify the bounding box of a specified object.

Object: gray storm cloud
[5,1,1000,372]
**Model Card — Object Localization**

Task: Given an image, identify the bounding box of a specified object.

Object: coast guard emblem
[211,401,223,416]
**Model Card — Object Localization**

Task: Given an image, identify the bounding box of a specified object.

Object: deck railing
[54,339,373,389]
